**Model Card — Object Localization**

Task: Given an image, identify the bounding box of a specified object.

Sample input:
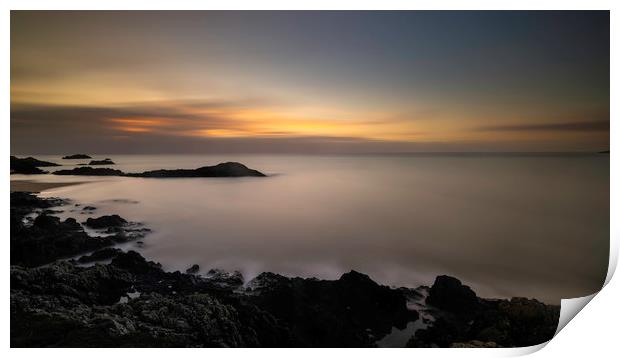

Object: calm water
[12,154,609,303]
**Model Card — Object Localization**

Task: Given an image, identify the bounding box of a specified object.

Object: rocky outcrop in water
[406,276,559,348]
[84,215,128,228]
[62,154,91,159]
[11,156,60,174]
[10,192,147,267]
[54,167,124,176]
[88,158,115,165]
[129,162,266,177]
[52,162,266,177]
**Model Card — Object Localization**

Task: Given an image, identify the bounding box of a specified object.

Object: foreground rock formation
[10,192,559,348]
[10,192,148,267]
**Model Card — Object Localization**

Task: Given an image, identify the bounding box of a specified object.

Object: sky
[11,11,609,154]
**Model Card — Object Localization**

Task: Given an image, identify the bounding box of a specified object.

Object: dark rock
[12,212,115,267]
[82,206,96,211]
[111,250,162,275]
[11,258,290,347]
[186,264,200,274]
[245,270,418,347]
[53,162,266,178]
[11,156,60,174]
[11,156,60,167]
[84,215,128,228]
[62,154,91,159]
[426,275,479,315]
[205,269,243,288]
[77,248,123,263]
[88,159,115,165]
[408,283,560,348]
[128,162,266,178]
[10,192,146,267]
[53,167,124,176]
[10,248,560,348]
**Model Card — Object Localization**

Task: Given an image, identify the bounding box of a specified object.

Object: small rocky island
[54,161,266,177]
[62,154,92,159]
[87,158,115,165]
[10,191,559,348]
[11,156,60,174]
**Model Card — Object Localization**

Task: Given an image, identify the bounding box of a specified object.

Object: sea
[11,153,609,304]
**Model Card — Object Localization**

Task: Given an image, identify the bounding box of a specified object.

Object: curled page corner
[555,293,597,334]
[551,236,618,340]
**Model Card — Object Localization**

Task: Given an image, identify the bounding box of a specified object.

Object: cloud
[475,120,609,132]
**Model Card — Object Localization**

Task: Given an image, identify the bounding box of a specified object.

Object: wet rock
[10,192,145,267]
[12,212,114,267]
[78,248,123,263]
[205,269,243,288]
[82,206,97,211]
[186,264,200,274]
[62,154,91,159]
[408,292,559,348]
[84,215,128,228]
[111,251,162,275]
[450,340,501,348]
[245,270,418,347]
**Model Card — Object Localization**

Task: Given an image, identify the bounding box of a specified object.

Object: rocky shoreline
[10,192,559,347]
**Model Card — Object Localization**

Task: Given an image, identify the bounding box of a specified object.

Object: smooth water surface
[13,153,609,303]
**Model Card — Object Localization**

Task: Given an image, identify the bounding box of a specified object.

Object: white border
[3,2,617,357]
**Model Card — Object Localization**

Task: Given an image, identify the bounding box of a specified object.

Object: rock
[408,284,560,348]
[426,275,479,315]
[11,156,60,174]
[82,206,96,211]
[10,192,146,267]
[53,167,124,176]
[78,248,123,263]
[84,215,128,228]
[62,154,91,159]
[10,249,561,348]
[205,268,243,288]
[11,258,290,347]
[186,264,200,274]
[88,159,115,165]
[110,250,162,275]
[11,156,55,174]
[52,162,265,178]
[450,340,501,348]
[245,270,418,347]
[12,214,115,267]
[128,162,266,177]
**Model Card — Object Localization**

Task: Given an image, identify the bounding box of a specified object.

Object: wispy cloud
[475,120,609,132]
